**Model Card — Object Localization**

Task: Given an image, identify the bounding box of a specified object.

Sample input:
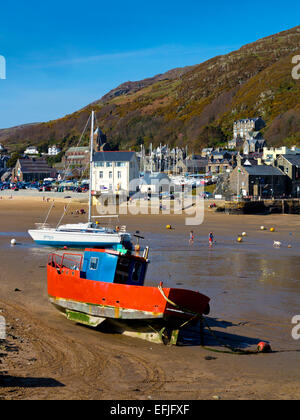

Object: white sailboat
[28,111,132,249]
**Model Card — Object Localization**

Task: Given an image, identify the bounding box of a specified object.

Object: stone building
[233,117,265,140]
[230,164,287,198]
[12,158,57,182]
[275,154,300,197]
[243,137,266,155]
[62,147,90,168]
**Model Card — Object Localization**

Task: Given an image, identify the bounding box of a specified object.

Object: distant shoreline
[0,190,89,203]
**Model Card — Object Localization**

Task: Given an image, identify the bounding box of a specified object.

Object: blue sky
[0,0,299,128]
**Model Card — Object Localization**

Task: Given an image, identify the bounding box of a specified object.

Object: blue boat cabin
[81,249,148,286]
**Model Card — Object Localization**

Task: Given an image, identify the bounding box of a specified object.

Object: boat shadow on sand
[76,317,263,350]
[177,317,263,349]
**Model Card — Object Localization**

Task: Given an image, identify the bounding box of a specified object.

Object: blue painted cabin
[81,249,148,286]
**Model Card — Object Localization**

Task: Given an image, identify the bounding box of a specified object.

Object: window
[106,162,113,167]
[118,171,121,179]
[99,171,103,179]
[90,258,99,270]
[132,262,143,282]
[95,162,104,167]
[116,162,126,167]
[109,171,113,179]
[114,258,130,284]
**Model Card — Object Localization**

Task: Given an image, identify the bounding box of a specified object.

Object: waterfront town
[1,117,300,204]
[1,9,300,403]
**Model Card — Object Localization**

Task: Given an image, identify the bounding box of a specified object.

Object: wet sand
[0,196,300,400]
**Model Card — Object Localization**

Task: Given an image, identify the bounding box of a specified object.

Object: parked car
[81,185,89,192]
[200,192,213,199]
[29,182,40,189]
[17,182,26,189]
[39,185,52,192]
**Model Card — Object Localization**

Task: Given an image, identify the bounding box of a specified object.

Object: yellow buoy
[270,227,275,232]
[237,237,243,243]
[166,225,172,230]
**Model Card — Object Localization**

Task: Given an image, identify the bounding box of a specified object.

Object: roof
[18,159,54,174]
[93,151,136,162]
[142,173,170,184]
[242,165,284,176]
[281,154,300,167]
[235,118,263,123]
[186,158,208,168]
[243,158,258,166]
[66,147,89,153]
[67,155,87,160]
[209,159,231,165]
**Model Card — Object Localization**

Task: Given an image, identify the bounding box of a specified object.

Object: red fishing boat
[47,247,210,344]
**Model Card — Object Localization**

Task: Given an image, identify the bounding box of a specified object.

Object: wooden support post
[200,317,205,347]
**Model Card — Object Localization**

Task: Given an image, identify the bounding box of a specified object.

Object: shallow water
[144,231,300,349]
[2,222,300,351]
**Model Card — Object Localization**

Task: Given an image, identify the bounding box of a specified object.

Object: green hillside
[1,26,300,153]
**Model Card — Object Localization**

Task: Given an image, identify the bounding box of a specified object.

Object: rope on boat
[157,284,262,355]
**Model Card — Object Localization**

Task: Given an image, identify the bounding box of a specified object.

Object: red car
[39,185,52,192]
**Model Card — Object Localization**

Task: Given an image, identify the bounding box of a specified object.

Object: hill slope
[1,26,300,153]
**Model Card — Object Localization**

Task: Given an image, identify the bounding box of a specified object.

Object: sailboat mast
[88,110,95,224]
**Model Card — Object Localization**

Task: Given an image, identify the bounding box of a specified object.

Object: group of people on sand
[189,231,215,247]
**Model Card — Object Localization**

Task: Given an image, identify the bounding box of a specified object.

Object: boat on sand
[47,247,210,344]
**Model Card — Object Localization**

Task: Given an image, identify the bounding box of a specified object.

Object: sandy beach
[0,195,300,400]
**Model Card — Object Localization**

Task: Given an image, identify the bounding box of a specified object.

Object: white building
[263,146,300,165]
[48,145,62,156]
[139,172,171,194]
[92,151,139,196]
[24,146,39,155]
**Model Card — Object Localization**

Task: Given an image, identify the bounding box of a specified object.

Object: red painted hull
[47,265,210,320]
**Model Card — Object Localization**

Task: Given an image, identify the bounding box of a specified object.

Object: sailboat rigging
[28,111,132,250]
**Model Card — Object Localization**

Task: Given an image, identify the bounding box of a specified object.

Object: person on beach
[209,232,214,248]
[189,231,195,245]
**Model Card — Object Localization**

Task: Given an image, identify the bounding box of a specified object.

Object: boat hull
[47,264,210,323]
[29,229,131,249]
